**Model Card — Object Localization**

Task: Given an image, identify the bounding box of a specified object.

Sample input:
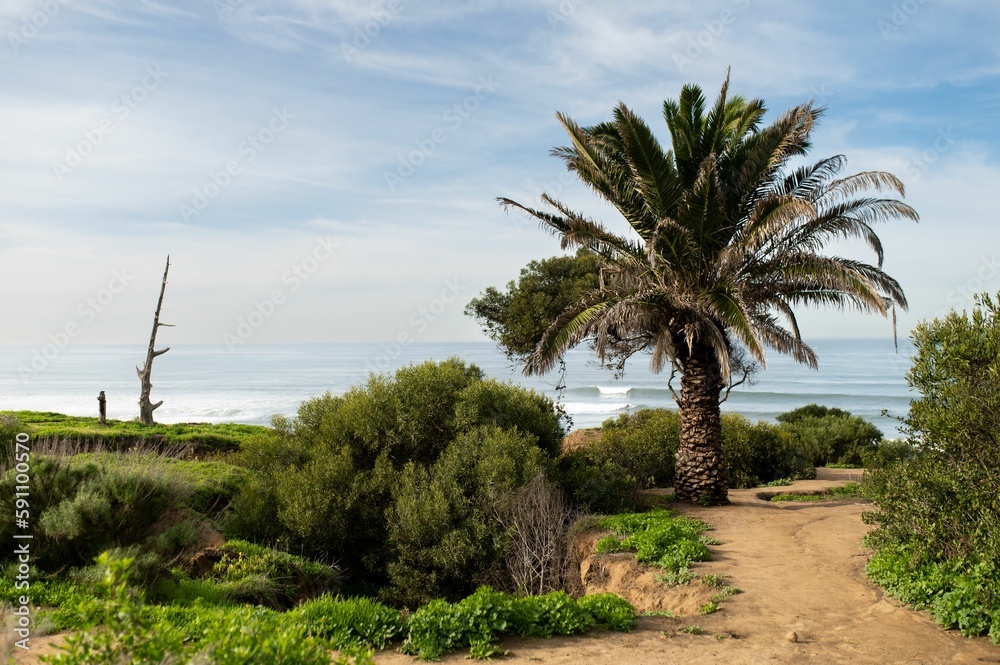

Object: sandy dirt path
[376,469,1000,664]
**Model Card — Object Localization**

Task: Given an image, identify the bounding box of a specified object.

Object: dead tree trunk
[137,256,174,425]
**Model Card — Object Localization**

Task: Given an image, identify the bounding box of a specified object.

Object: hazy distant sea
[0,340,916,436]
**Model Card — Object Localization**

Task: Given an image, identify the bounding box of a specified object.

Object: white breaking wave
[597,386,632,396]
[562,401,632,414]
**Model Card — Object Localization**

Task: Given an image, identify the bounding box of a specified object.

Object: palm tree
[499,74,917,504]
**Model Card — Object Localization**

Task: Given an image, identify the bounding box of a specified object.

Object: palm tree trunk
[674,345,729,504]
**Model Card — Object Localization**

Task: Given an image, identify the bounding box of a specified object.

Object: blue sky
[1,0,998,353]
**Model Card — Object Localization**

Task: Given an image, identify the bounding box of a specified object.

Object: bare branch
[719,366,751,404]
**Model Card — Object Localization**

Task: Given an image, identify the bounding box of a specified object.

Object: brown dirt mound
[565,530,717,615]
[562,428,601,453]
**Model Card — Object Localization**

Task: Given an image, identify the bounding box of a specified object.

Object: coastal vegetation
[863,294,1000,644]
[470,76,916,505]
[1,355,885,662]
[9,72,1000,660]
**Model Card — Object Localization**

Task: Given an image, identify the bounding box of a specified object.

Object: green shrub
[402,587,628,660]
[863,294,1000,644]
[209,539,340,609]
[386,426,544,605]
[229,359,562,603]
[194,607,332,665]
[570,409,813,496]
[454,381,565,458]
[721,413,813,488]
[40,552,188,665]
[0,455,185,570]
[777,404,883,466]
[577,593,637,631]
[551,451,640,514]
[593,409,680,488]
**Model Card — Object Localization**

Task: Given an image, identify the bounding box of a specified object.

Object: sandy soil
[12,470,1000,664]
[376,468,1000,665]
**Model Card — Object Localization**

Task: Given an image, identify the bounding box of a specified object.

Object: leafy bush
[566,409,813,496]
[592,409,680,488]
[594,510,711,571]
[454,381,565,458]
[863,294,1000,644]
[40,552,188,665]
[0,455,185,570]
[551,451,640,514]
[577,592,637,631]
[229,359,563,603]
[194,606,333,665]
[721,413,813,487]
[777,404,883,466]
[386,426,545,606]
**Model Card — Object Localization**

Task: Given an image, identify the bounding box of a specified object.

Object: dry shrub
[498,472,577,596]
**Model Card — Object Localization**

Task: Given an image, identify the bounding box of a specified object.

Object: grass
[4,410,269,455]
[762,482,864,503]
[678,625,704,635]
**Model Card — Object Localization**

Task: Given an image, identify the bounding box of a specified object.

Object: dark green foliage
[454,381,564,458]
[551,451,640,514]
[593,410,680,488]
[721,413,814,487]
[594,510,711,571]
[863,294,1000,644]
[465,250,600,362]
[386,427,544,605]
[776,404,883,466]
[565,409,813,496]
[229,359,562,604]
[776,404,851,421]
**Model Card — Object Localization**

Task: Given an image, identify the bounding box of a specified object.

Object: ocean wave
[562,401,633,415]
[597,386,632,396]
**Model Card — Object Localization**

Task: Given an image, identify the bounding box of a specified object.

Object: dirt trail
[376,469,1000,664]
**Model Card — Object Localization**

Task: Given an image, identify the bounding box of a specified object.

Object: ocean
[1,339,916,436]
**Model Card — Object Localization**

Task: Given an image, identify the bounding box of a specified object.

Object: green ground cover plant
[594,509,712,571]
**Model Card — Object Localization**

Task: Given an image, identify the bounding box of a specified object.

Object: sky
[1,0,998,354]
